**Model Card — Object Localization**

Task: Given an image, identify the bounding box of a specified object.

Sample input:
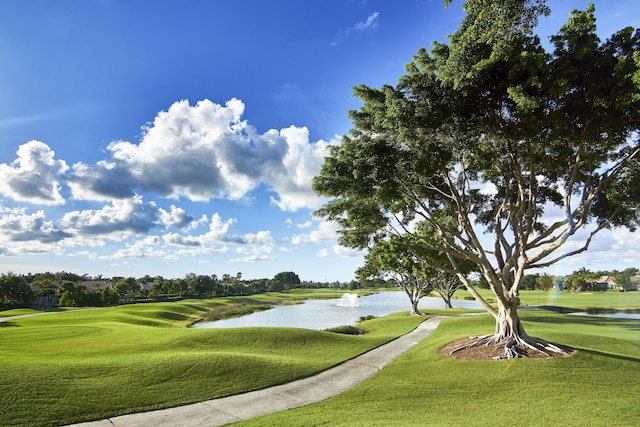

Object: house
[596,276,617,291]
[79,280,114,292]
[31,286,60,308]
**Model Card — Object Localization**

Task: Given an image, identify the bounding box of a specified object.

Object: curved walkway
[70,315,450,427]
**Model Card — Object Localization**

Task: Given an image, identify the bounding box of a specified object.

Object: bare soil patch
[439,337,574,360]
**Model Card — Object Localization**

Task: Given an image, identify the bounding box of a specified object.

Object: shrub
[324,325,364,335]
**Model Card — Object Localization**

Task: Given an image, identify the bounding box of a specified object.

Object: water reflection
[192,291,482,330]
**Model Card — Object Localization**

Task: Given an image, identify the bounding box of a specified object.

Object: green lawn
[1,290,639,427]
[0,295,423,427]
[234,310,640,427]
[453,288,640,310]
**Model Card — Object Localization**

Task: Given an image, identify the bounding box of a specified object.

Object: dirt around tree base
[439,337,574,360]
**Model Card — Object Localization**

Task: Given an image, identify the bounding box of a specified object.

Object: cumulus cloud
[0,208,71,245]
[0,97,345,268]
[159,213,275,256]
[159,205,200,230]
[291,220,339,245]
[102,237,166,260]
[66,98,328,211]
[162,232,201,247]
[59,196,160,236]
[0,140,68,205]
[333,245,362,258]
[266,126,331,211]
[67,160,137,201]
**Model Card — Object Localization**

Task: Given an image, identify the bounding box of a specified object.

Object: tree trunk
[494,297,526,341]
[409,297,421,316]
[443,295,453,309]
[451,294,570,359]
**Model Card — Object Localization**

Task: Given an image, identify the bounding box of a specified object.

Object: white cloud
[267,126,332,211]
[331,12,380,46]
[159,205,202,230]
[66,98,328,211]
[0,208,70,250]
[162,232,201,247]
[354,12,379,32]
[228,254,277,263]
[291,220,339,245]
[67,160,136,201]
[316,248,330,258]
[102,238,166,260]
[333,245,362,258]
[157,214,275,260]
[197,213,238,244]
[59,196,160,237]
[0,140,68,205]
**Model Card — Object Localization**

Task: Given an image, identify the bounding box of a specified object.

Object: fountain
[337,292,359,307]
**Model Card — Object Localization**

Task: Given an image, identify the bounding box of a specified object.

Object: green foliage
[270,271,301,291]
[201,303,272,321]
[440,0,551,87]
[0,274,33,309]
[324,325,364,335]
[314,4,640,335]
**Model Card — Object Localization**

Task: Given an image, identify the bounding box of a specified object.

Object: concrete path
[69,315,449,427]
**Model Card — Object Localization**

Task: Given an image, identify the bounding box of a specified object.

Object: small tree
[535,274,555,291]
[358,236,436,316]
[613,272,633,291]
[272,271,301,291]
[432,271,464,309]
[0,274,33,309]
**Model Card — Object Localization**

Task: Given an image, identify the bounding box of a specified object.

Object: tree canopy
[314,4,639,358]
[441,0,550,87]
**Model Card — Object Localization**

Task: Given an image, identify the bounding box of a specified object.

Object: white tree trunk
[494,297,526,341]
[410,297,421,316]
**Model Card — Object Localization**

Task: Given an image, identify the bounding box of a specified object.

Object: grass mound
[0,298,424,427]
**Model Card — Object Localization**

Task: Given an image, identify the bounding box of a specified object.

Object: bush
[324,325,364,335]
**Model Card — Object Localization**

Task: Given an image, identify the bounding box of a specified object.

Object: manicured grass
[0,296,424,427]
[2,290,639,426]
[453,288,640,310]
[518,289,640,309]
[234,310,640,427]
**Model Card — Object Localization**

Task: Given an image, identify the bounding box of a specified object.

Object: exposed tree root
[448,334,572,360]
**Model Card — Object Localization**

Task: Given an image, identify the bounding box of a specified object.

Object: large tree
[314,5,640,358]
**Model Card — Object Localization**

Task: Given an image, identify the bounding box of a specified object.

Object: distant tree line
[0,270,371,310]
[2,265,636,311]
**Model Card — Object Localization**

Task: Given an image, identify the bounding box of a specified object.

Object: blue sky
[0,0,638,282]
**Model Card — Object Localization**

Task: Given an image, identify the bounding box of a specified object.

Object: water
[337,292,359,307]
[192,291,482,330]
[571,312,640,320]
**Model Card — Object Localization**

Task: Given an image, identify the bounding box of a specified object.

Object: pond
[570,311,640,320]
[192,291,483,330]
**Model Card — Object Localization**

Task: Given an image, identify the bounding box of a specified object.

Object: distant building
[79,281,114,292]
